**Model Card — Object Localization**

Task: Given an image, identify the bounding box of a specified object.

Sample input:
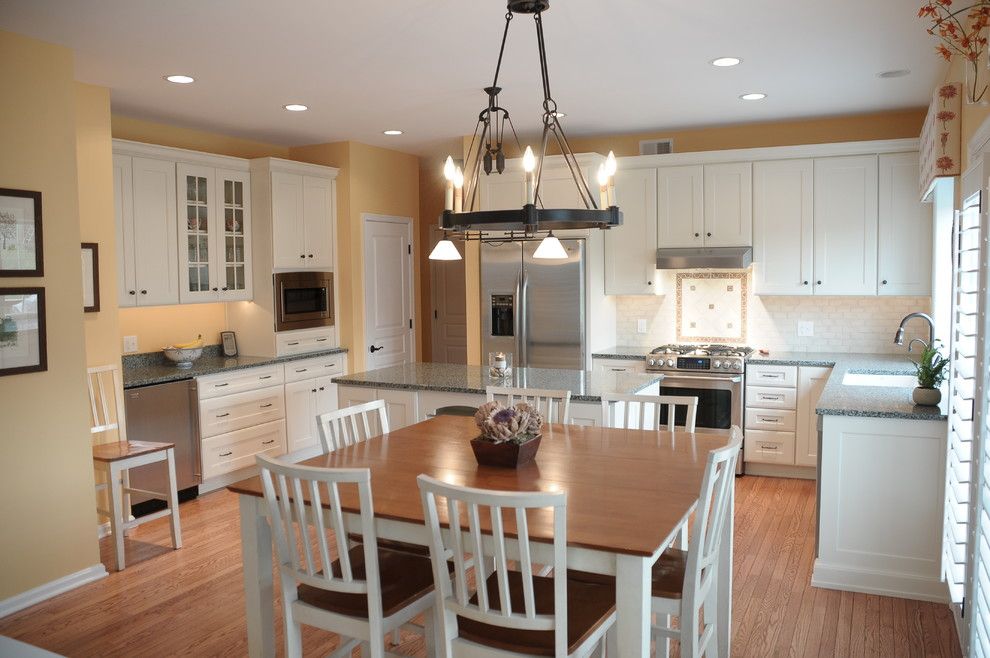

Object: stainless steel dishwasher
[124,379,201,513]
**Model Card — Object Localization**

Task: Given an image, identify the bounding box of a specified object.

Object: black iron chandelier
[430,0,621,261]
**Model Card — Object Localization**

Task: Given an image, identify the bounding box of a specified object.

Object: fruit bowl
[162,341,203,368]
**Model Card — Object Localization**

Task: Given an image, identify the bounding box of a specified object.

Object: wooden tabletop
[228,416,728,557]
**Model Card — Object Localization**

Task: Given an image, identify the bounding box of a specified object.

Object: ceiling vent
[640,138,674,155]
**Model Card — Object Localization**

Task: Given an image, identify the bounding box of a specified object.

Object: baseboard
[0,564,108,618]
[811,559,949,603]
[743,463,817,480]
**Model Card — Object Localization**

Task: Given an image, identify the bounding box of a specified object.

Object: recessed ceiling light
[165,74,195,84]
[877,69,911,79]
[383,129,403,135]
[739,92,767,101]
[711,57,741,67]
[283,104,308,112]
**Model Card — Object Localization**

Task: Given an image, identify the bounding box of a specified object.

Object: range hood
[656,247,752,270]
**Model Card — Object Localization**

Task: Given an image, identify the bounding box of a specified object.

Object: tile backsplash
[615,270,931,354]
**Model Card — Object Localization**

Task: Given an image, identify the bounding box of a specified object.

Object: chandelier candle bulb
[597,164,609,210]
[522,146,537,205]
[605,151,617,207]
[443,156,456,211]
[453,167,464,213]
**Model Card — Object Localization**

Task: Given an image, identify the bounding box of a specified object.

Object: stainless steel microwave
[274,271,334,332]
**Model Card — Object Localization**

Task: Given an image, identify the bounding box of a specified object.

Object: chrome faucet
[893,312,936,352]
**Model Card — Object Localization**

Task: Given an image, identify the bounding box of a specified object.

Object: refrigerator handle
[520,271,530,367]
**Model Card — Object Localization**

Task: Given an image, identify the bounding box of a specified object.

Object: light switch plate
[637,319,648,334]
[797,321,814,337]
[123,335,138,353]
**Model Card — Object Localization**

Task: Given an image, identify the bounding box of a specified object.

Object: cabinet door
[303,175,333,269]
[131,157,179,306]
[878,152,932,296]
[753,159,814,295]
[795,366,831,466]
[703,162,752,247]
[605,168,658,295]
[217,169,253,301]
[314,376,338,434]
[284,379,317,453]
[813,155,878,295]
[271,171,305,269]
[177,163,219,303]
[378,389,418,432]
[480,175,526,211]
[537,170,590,209]
[657,165,704,248]
[113,154,136,307]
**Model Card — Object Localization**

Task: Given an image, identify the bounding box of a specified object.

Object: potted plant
[471,400,545,468]
[913,341,948,406]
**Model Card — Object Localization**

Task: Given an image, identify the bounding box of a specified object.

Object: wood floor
[0,475,961,657]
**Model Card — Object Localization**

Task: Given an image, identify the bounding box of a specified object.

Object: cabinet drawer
[746,386,797,410]
[199,385,285,439]
[593,358,646,375]
[197,365,284,400]
[747,364,797,388]
[284,354,346,382]
[744,429,796,465]
[745,407,797,432]
[201,420,286,480]
[276,328,335,356]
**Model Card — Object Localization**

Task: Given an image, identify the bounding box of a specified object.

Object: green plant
[915,341,949,389]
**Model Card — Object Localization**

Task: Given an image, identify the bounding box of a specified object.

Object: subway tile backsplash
[614,270,930,353]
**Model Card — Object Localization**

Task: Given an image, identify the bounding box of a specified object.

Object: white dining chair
[417,474,616,657]
[485,386,572,424]
[256,454,438,658]
[87,364,181,571]
[600,393,699,432]
[317,399,389,453]
[650,426,742,658]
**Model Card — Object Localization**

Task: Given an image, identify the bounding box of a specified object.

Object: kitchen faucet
[893,312,936,352]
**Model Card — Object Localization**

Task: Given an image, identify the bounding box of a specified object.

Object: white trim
[741,463,816,480]
[0,565,108,619]
[111,138,249,170]
[968,116,990,164]
[361,213,417,363]
[811,560,949,603]
[249,156,339,178]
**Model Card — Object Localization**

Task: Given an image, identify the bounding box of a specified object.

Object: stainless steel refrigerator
[481,239,585,370]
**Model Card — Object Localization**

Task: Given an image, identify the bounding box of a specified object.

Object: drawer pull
[262,439,276,445]
[324,363,336,368]
[316,338,328,342]
[219,451,233,457]
[760,394,783,401]
[260,403,273,408]
[610,368,626,372]
[295,368,308,373]
[759,443,779,450]
[259,375,273,380]
[758,417,779,423]
[287,341,300,346]
[216,412,230,418]
[761,373,784,379]
[214,382,229,388]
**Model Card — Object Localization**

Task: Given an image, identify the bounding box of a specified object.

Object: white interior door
[430,227,467,363]
[363,215,414,370]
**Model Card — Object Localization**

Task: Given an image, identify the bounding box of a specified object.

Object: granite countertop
[122,345,349,389]
[591,346,652,360]
[749,351,947,421]
[333,362,663,402]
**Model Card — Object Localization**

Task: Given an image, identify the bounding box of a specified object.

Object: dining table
[229,415,734,658]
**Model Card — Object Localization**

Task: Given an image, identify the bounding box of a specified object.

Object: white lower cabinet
[592,357,647,374]
[336,385,418,434]
[285,375,337,456]
[796,366,831,467]
[202,420,285,479]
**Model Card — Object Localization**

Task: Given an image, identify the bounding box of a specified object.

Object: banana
[172,335,203,349]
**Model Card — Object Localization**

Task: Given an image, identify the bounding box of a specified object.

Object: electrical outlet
[637,319,648,334]
[123,335,138,353]
[797,321,814,337]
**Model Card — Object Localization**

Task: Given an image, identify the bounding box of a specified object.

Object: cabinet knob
[706,232,712,237]
[221,286,229,291]
[319,386,325,391]
[311,388,317,393]
[129,290,136,295]
[694,232,700,238]
[816,280,822,285]
[212,287,219,292]
[300,254,305,258]
[140,290,147,295]
[881,279,888,285]
[307,254,314,258]
[802,281,809,285]
[647,281,653,286]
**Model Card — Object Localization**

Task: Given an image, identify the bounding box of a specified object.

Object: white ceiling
[0,0,943,155]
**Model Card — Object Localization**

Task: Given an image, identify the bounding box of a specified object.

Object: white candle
[453,167,464,213]
[597,164,609,209]
[522,146,537,205]
[443,156,455,211]
[604,151,617,208]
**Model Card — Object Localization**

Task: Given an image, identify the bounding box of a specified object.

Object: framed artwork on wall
[0,287,47,376]
[0,188,43,277]
[81,242,100,312]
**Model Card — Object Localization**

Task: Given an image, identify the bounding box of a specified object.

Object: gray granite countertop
[122,345,348,389]
[333,362,663,402]
[591,346,652,360]
[748,351,947,421]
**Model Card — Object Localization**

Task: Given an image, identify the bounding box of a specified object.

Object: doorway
[362,214,414,370]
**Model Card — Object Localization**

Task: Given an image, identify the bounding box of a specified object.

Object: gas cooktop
[646,344,754,373]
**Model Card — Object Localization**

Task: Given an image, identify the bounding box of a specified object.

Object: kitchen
[0,0,980,656]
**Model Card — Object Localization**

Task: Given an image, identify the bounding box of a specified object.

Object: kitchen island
[333,362,664,429]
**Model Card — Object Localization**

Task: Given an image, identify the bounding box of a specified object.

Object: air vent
[640,138,674,155]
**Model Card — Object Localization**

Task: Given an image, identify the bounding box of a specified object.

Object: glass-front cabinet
[176,163,252,303]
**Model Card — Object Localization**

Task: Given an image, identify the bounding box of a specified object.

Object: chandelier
[429,0,621,261]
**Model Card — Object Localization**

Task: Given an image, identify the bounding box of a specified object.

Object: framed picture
[221,330,238,357]
[0,287,47,376]
[0,188,43,276]
[81,242,100,312]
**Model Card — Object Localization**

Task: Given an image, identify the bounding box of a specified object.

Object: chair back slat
[256,454,375,599]
[486,386,572,424]
[317,400,390,453]
[601,393,699,432]
[86,364,127,440]
[418,475,567,643]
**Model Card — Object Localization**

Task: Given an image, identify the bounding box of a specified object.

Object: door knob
[369,345,384,353]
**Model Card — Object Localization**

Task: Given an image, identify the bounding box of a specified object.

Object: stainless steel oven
[274,271,334,332]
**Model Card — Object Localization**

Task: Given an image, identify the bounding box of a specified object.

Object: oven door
[275,273,334,332]
[657,372,744,473]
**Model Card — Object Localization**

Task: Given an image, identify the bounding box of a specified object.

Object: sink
[841,373,917,387]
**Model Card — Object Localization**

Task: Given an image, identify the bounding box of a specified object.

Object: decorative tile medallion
[675,271,748,343]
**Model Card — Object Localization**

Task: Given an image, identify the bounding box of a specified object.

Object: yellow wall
[109,116,288,350]
[0,31,101,599]
[290,141,421,372]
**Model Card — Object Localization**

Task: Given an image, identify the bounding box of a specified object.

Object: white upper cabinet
[116,155,179,307]
[478,154,601,212]
[878,152,932,296]
[703,162,752,247]
[753,159,814,296]
[604,167,658,295]
[303,176,334,269]
[269,168,337,271]
[271,171,304,268]
[813,155,879,296]
[657,165,704,248]
[480,175,526,211]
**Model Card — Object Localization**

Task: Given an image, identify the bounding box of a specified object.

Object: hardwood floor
[0,476,961,657]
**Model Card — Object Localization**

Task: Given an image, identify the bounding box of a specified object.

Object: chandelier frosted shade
[428,239,462,261]
[532,232,568,259]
